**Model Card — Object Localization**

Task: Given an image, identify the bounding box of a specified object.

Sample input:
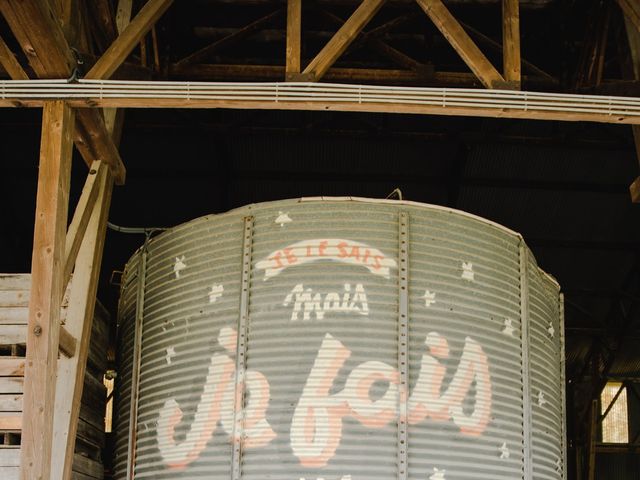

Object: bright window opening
[600,382,629,443]
[104,374,115,433]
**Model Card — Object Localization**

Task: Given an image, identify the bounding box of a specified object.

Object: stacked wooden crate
[0,274,109,480]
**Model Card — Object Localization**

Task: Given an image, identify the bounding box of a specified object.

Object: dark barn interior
[1,0,640,479]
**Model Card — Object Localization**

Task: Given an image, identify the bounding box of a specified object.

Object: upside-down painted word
[283,283,369,321]
[155,328,492,470]
[256,239,398,280]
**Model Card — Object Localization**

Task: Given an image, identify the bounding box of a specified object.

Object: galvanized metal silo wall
[114,197,566,480]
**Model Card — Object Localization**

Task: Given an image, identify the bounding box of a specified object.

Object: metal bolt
[33,325,42,336]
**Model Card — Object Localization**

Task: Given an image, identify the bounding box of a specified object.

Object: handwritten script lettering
[283,283,369,321]
[156,328,492,469]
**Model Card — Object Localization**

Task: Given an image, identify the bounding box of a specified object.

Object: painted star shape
[502,318,515,336]
[500,442,510,459]
[165,346,176,365]
[461,261,475,281]
[208,284,224,303]
[423,290,437,307]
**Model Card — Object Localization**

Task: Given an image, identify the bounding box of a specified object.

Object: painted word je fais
[283,283,369,321]
[156,328,492,470]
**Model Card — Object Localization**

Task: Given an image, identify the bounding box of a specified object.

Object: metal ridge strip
[398,212,409,480]
[519,242,533,480]
[127,245,148,480]
[232,216,255,480]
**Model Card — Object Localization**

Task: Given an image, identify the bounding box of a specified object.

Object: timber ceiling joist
[0,0,127,185]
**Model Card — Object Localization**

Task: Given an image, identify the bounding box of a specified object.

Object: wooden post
[52,4,130,474]
[20,100,75,480]
[51,164,113,480]
[104,0,134,148]
[502,0,521,88]
[285,0,302,79]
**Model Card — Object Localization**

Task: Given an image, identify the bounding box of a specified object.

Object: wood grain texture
[53,164,113,480]
[0,35,27,80]
[502,0,520,86]
[303,0,386,80]
[20,100,74,480]
[86,0,173,79]
[0,0,126,185]
[286,0,302,76]
[617,0,640,34]
[63,161,105,290]
[0,0,75,77]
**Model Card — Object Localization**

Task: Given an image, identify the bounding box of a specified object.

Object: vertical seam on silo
[519,242,533,480]
[398,212,409,480]
[559,293,567,480]
[232,215,254,480]
[127,243,149,480]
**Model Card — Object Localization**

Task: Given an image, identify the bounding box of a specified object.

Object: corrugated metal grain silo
[114,197,566,480]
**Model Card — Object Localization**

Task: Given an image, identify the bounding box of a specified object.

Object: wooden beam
[0,0,75,77]
[625,15,640,202]
[0,0,127,184]
[617,0,640,34]
[89,0,118,50]
[170,62,555,88]
[104,0,134,146]
[286,0,302,78]
[415,0,508,88]
[115,0,134,33]
[630,176,640,202]
[174,9,283,68]
[0,35,27,80]
[20,100,74,480]
[74,109,126,184]
[502,0,520,87]
[53,3,130,469]
[0,358,25,376]
[58,325,77,358]
[85,0,174,80]
[63,161,105,292]
[301,0,386,81]
[0,412,21,430]
[52,167,113,480]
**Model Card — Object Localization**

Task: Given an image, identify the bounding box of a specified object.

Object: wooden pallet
[0,274,109,480]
